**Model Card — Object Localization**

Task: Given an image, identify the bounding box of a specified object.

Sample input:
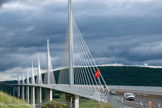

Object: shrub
[42,101,69,108]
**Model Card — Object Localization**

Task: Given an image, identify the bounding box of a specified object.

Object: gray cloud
[0,0,9,6]
[0,0,162,81]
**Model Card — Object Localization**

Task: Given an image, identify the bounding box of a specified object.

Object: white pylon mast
[31,61,35,84]
[68,0,74,86]
[22,74,24,84]
[37,56,42,84]
[47,39,50,85]
[26,66,29,84]
[18,76,20,84]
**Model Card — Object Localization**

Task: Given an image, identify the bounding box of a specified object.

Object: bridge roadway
[15,84,109,103]
[15,84,162,107]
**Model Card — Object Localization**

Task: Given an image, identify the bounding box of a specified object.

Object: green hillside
[0,91,32,108]
[0,81,16,95]
[99,66,162,86]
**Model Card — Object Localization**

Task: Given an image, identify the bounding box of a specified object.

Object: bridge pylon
[26,66,30,103]
[31,61,35,107]
[66,0,79,108]
[44,39,56,85]
[21,75,25,102]
[36,57,42,104]
[44,39,54,102]
[26,66,30,84]
[68,0,74,87]
[31,61,35,85]
[17,77,20,98]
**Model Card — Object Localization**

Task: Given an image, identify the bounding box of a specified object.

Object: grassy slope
[79,98,114,108]
[0,91,32,108]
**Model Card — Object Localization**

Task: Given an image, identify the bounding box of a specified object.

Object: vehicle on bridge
[110,91,117,95]
[124,93,135,101]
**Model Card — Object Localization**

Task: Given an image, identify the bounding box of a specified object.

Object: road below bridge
[115,91,162,107]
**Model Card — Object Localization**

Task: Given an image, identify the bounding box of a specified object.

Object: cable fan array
[58,16,110,96]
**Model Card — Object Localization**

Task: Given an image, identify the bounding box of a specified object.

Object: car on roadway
[110,91,117,95]
[124,93,135,101]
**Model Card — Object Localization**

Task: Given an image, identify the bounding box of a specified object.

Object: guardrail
[108,85,162,95]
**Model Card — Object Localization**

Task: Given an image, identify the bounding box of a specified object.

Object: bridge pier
[31,86,35,107]
[26,86,29,103]
[75,95,79,108]
[18,85,20,98]
[45,88,52,102]
[37,87,42,104]
[21,85,24,101]
[65,93,79,108]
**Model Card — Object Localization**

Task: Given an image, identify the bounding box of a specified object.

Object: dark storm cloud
[0,0,162,81]
[0,0,8,6]
[0,1,67,72]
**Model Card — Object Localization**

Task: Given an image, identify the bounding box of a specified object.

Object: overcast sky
[0,0,162,81]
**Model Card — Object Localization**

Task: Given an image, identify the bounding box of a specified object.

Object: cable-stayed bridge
[13,0,162,108]
[15,0,110,107]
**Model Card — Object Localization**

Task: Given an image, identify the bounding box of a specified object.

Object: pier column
[65,93,79,108]
[45,88,52,102]
[37,87,42,104]
[21,86,24,101]
[26,86,29,103]
[31,86,35,107]
[75,95,79,108]
[18,86,20,98]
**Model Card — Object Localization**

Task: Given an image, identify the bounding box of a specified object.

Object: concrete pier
[18,86,20,98]
[66,93,79,108]
[26,86,29,103]
[45,88,52,102]
[75,95,79,108]
[37,87,42,104]
[22,86,24,101]
[31,86,35,107]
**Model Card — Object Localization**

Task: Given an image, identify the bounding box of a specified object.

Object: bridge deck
[14,84,109,102]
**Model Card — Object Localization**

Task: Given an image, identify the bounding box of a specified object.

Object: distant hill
[0,66,162,94]
[99,66,162,86]
[0,80,17,94]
